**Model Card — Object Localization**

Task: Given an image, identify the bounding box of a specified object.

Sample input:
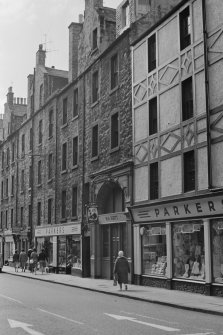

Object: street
[0,274,222,335]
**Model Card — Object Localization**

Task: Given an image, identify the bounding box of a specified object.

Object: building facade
[131,0,223,296]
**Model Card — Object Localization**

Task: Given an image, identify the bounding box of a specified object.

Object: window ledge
[37,183,42,188]
[110,146,120,154]
[48,135,53,140]
[91,156,99,162]
[38,143,42,147]
[110,85,119,95]
[71,216,78,221]
[61,123,68,129]
[60,218,67,223]
[61,170,67,175]
[48,178,54,184]
[11,194,14,198]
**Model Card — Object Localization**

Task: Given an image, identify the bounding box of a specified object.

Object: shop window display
[172,221,205,281]
[141,224,167,276]
[66,235,81,270]
[211,219,223,284]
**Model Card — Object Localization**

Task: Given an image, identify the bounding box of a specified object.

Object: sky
[0,0,121,114]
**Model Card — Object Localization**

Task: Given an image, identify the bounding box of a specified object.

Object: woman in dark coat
[113,250,130,291]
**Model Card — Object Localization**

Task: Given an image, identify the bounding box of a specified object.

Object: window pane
[142,224,167,276]
[182,77,193,121]
[92,125,98,157]
[73,137,78,166]
[211,219,223,284]
[150,162,158,199]
[148,34,156,72]
[72,187,77,217]
[180,7,191,50]
[172,221,205,281]
[184,150,195,192]
[62,190,66,218]
[111,54,118,90]
[92,71,99,103]
[63,98,68,124]
[149,97,157,135]
[73,89,78,117]
[93,28,97,50]
[111,113,119,149]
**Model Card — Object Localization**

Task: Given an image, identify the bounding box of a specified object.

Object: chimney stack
[36,44,46,67]
[7,87,14,106]
[68,22,83,82]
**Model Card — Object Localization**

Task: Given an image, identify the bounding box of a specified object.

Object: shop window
[182,77,193,121]
[148,34,156,72]
[141,224,167,276]
[62,142,67,171]
[92,28,98,50]
[111,112,119,150]
[49,109,53,138]
[111,54,118,90]
[172,221,205,280]
[58,236,66,269]
[61,190,67,219]
[180,6,191,50]
[211,219,223,284]
[72,137,78,167]
[92,71,99,103]
[73,89,78,118]
[150,162,158,200]
[149,97,157,135]
[62,97,68,125]
[39,119,43,145]
[67,235,81,270]
[92,124,98,158]
[184,150,195,192]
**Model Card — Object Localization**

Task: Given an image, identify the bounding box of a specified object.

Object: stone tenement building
[1,0,186,282]
[131,0,223,296]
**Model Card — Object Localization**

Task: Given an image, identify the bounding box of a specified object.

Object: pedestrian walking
[19,249,28,272]
[12,250,19,272]
[30,248,38,274]
[113,250,130,291]
[38,249,48,274]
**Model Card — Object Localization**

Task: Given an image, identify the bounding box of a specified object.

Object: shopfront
[131,194,223,296]
[35,223,82,275]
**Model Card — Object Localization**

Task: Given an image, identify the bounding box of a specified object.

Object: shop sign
[87,205,98,223]
[99,212,126,225]
[35,224,81,237]
[131,194,223,223]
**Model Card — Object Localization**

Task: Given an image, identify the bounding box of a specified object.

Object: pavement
[2,265,223,316]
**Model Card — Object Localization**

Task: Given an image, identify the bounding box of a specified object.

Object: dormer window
[122,1,130,29]
[93,28,98,50]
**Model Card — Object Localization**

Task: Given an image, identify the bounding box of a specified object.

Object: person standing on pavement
[38,249,48,274]
[30,248,38,274]
[113,250,130,291]
[12,250,19,272]
[19,249,28,272]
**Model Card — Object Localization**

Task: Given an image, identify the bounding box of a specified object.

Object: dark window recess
[48,153,53,180]
[29,128,33,150]
[73,89,78,118]
[61,190,66,219]
[184,150,195,192]
[21,207,24,226]
[48,198,52,224]
[49,110,53,137]
[149,97,157,135]
[182,77,193,121]
[62,143,67,171]
[93,28,98,50]
[148,34,156,72]
[92,71,99,103]
[92,125,98,158]
[62,98,68,125]
[73,137,78,166]
[111,54,118,90]
[38,160,42,184]
[150,162,158,200]
[111,113,119,149]
[11,175,14,195]
[22,134,25,153]
[11,208,14,226]
[39,120,43,144]
[72,187,77,217]
[180,7,191,50]
[37,202,41,226]
[28,205,32,228]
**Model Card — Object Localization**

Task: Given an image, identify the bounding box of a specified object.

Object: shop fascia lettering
[45,226,65,235]
[133,195,223,222]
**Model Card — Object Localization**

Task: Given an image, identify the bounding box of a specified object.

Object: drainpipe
[81,74,86,277]
[202,0,212,190]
